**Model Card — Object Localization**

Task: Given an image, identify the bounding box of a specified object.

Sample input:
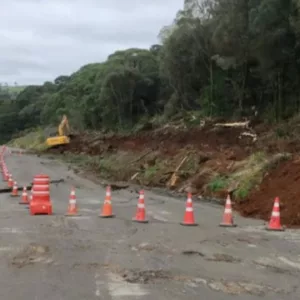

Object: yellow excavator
[46,115,73,148]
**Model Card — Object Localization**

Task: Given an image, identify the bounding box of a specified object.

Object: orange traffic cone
[180,193,198,226]
[132,190,149,223]
[19,186,29,204]
[25,190,32,209]
[219,194,236,227]
[99,186,115,218]
[65,187,81,216]
[11,181,18,197]
[7,174,13,188]
[266,197,284,231]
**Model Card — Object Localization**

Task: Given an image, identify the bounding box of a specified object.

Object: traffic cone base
[219,223,237,228]
[132,217,148,223]
[65,212,82,217]
[180,221,198,226]
[266,225,284,231]
[99,213,115,218]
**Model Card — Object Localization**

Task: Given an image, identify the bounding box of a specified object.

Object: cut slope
[235,157,300,228]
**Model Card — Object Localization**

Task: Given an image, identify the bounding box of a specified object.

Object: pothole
[11,243,53,268]
[121,269,172,284]
[206,253,241,263]
[181,250,205,257]
[253,260,292,274]
[206,279,284,296]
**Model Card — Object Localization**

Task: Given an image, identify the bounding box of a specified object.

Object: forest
[0,0,299,143]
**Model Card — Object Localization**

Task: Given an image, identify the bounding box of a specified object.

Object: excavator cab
[45,115,71,148]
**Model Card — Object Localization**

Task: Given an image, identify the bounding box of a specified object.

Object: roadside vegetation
[1,1,300,142]
[2,0,300,204]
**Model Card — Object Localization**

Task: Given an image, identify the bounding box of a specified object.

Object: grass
[8,128,48,151]
[62,151,139,181]
[207,151,291,200]
[207,175,229,192]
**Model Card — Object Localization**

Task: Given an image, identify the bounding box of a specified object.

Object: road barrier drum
[30,174,53,215]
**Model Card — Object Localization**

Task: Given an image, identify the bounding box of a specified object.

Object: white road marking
[160,210,171,215]
[80,208,96,213]
[0,246,16,252]
[66,216,91,220]
[83,198,102,204]
[95,273,105,297]
[278,256,300,270]
[107,272,148,297]
[147,210,169,222]
[0,227,24,233]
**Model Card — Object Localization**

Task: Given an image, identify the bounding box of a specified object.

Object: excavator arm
[58,115,70,136]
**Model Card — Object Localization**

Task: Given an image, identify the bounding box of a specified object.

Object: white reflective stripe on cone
[32,191,49,195]
[272,211,280,217]
[186,207,193,212]
[69,200,76,204]
[274,202,280,208]
[33,185,49,188]
[137,203,145,208]
[224,208,232,213]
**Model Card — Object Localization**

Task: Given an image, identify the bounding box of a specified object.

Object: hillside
[4,0,300,227]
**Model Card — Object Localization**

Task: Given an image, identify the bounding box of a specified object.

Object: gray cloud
[0,0,182,85]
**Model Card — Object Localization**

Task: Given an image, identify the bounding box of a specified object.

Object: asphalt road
[0,149,299,299]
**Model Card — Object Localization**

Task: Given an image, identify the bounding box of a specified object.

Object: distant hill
[0,85,27,101]
[6,85,27,94]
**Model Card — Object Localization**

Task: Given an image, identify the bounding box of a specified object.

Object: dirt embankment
[235,158,300,227]
[45,120,300,227]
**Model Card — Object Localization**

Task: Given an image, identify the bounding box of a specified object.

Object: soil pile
[54,125,256,159]
[235,157,300,228]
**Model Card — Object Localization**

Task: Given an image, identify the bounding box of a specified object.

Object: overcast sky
[0,0,183,85]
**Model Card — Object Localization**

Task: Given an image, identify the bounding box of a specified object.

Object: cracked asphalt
[0,149,299,299]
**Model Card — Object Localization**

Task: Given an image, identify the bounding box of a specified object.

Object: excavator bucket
[46,135,70,147]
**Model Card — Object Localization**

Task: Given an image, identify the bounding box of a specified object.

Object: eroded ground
[0,149,300,299]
